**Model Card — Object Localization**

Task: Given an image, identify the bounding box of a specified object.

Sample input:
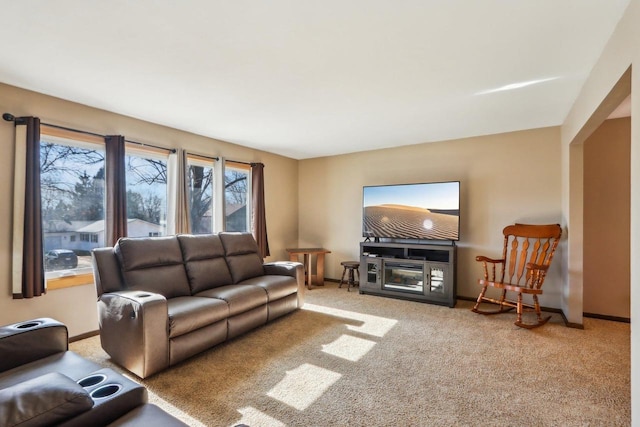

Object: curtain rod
[227,159,262,166]
[5,113,261,163]
[3,112,176,154]
[187,152,219,162]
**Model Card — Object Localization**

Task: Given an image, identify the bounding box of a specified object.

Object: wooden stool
[339,261,360,292]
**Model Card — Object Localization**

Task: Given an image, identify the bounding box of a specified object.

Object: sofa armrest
[264,261,305,307]
[98,291,169,378]
[263,261,301,277]
[0,318,68,373]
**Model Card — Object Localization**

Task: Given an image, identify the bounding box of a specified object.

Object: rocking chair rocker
[472,223,562,329]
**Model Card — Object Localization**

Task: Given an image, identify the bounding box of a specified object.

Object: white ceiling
[0,1,631,159]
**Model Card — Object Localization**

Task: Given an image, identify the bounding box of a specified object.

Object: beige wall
[0,83,299,337]
[1,0,637,407]
[298,127,563,306]
[560,0,638,419]
[583,117,631,318]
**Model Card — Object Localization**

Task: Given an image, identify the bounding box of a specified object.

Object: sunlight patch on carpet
[304,303,397,337]
[236,406,285,427]
[267,363,342,411]
[322,334,377,362]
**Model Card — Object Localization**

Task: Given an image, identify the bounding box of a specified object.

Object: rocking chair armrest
[475,256,505,264]
[526,262,549,272]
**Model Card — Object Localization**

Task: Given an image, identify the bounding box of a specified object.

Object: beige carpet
[71,282,630,427]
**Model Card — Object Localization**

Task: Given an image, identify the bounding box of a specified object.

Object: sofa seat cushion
[167,297,229,339]
[0,372,94,427]
[195,285,268,316]
[239,275,298,301]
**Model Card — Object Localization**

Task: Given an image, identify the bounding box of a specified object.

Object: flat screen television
[362,181,460,241]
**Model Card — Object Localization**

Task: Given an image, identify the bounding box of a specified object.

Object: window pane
[40,136,105,277]
[125,151,168,237]
[224,166,249,232]
[187,161,214,234]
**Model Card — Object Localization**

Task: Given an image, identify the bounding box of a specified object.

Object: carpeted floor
[70,282,630,427]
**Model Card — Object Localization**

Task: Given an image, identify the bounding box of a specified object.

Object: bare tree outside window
[39,138,175,273]
[39,135,254,283]
[40,139,105,273]
[188,163,214,234]
[125,155,168,237]
[224,166,249,232]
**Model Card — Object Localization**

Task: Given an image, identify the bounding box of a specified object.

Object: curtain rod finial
[3,113,15,122]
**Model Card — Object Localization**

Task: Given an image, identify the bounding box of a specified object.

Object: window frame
[40,126,105,290]
[223,161,252,233]
[33,126,259,292]
[124,143,170,238]
[186,153,216,234]
[39,128,175,291]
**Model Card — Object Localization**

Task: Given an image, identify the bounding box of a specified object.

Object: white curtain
[12,124,27,296]
[167,149,190,235]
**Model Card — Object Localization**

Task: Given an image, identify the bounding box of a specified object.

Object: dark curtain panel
[251,162,270,258]
[105,135,127,246]
[17,117,45,298]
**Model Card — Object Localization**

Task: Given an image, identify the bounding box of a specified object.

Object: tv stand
[359,241,457,307]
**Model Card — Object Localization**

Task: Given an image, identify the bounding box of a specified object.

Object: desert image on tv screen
[363,182,459,240]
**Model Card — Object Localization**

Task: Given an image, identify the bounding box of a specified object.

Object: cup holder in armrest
[90,384,122,399]
[15,320,43,329]
[68,369,147,425]
[78,373,107,388]
[136,293,152,298]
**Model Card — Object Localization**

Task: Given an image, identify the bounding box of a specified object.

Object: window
[224,162,250,232]
[38,128,173,290]
[125,145,169,238]
[187,154,215,234]
[40,128,105,288]
[33,124,260,290]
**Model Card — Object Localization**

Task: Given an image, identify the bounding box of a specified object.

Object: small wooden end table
[286,248,331,289]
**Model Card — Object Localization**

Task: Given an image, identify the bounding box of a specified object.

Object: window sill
[46,271,94,290]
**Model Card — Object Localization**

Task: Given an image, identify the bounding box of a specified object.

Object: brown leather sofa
[0,318,187,427]
[92,232,305,378]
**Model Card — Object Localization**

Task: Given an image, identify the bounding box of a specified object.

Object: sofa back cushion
[177,234,234,294]
[92,247,126,296]
[115,236,191,299]
[219,232,265,283]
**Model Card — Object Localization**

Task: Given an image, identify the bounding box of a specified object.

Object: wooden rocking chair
[472,223,562,329]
